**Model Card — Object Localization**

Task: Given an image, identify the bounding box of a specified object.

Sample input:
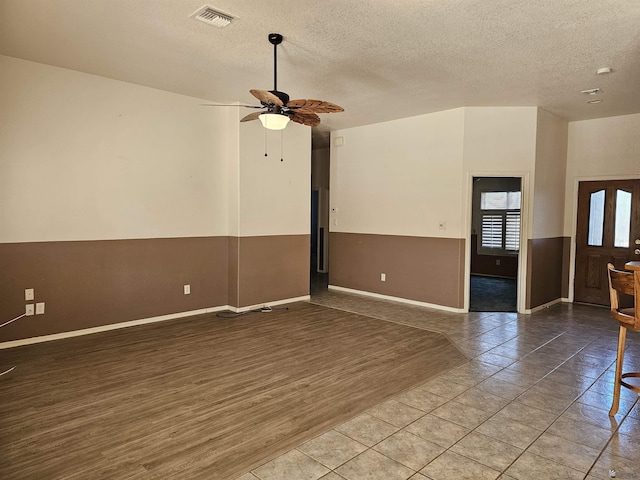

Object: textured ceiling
[1,0,639,147]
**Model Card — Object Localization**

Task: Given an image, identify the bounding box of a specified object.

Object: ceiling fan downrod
[268,33,283,94]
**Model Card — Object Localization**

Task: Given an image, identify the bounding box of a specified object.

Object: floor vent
[190,6,234,28]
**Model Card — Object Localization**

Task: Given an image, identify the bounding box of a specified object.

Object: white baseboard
[328,285,465,313]
[227,295,311,313]
[526,297,563,314]
[0,295,310,350]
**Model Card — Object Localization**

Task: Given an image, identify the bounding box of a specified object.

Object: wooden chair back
[607,263,638,329]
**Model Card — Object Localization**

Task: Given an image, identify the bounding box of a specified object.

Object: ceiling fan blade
[289,111,321,127]
[201,104,263,108]
[250,89,284,107]
[287,99,344,114]
[240,111,263,122]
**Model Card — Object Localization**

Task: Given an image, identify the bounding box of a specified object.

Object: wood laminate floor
[0,302,466,479]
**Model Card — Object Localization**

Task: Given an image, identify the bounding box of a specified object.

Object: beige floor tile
[252,449,330,480]
[335,413,398,447]
[543,368,598,389]
[546,415,613,450]
[234,473,260,480]
[578,389,636,415]
[504,452,584,480]
[506,360,557,379]
[619,413,640,436]
[420,450,500,480]
[476,376,529,400]
[588,376,640,401]
[367,399,425,427]
[608,431,640,461]
[450,431,523,471]
[446,360,502,387]
[373,429,445,471]
[590,447,640,480]
[490,368,540,388]
[486,346,531,361]
[431,399,494,429]
[492,402,558,431]
[527,432,600,473]
[319,473,346,480]
[394,387,448,413]
[562,401,625,430]
[475,415,542,449]
[532,377,587,399]
[456,339,500,357]
[298,430,367,470]
[455,386,510,413]
[418,376,470,399]
[307,293,632,480]
[335,449,414,480]
[514,386,574,414]
[474,352,517,368]
[405,414,470,448]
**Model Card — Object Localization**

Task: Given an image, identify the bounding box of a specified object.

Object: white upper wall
[532,109,568,239]
[462,107,538,173]
[330,108,466,237]
[0,55,232,242]
[462,107,539,239]
[329,106,545,240]
[564,113,640,235]
[235,119,311,237]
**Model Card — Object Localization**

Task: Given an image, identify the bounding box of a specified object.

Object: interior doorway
[574,179,640,305]
[469,177,522,312]
[310,149,330,293]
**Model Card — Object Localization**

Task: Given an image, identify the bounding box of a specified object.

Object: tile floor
[234,288,640,480]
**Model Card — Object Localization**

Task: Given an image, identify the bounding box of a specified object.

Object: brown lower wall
[1,234,310,343]
[470,234,518,278]
[527,237,565,310]
[329,233,465,309]
[0,237,229,343]
[232,234,310,308]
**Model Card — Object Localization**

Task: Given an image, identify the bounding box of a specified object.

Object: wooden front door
[574,179,640,305]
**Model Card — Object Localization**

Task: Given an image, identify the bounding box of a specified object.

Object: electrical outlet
[380,273,386,282]
[496,259,501,266]
[25,288,34,301]
[36,302,45,315]
[184,284,191,295]
[25,304,34,316]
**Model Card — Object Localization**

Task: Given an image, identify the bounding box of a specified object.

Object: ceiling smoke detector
[190,6,235,28]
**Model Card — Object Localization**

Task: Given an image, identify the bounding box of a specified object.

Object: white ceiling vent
[190,6,235,28]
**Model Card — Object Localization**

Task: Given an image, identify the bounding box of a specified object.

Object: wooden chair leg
[609,325,627,416]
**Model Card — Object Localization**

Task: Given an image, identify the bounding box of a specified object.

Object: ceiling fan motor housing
[268,33,283,45]
[270,90,290,106]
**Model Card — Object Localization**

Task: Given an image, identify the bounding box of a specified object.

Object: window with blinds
[481,215,503,248]
[479,191,521,254]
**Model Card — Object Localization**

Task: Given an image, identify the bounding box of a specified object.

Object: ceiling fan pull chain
[264,128,268,157]
[281,129,284,162]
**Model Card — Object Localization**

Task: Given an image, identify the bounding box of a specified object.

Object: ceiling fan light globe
[259,113,290,130]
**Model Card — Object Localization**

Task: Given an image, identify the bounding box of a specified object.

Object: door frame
[464,171,531,314]
[567,174,640,303]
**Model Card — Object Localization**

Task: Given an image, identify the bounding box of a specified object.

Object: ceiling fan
[204,33,344,130]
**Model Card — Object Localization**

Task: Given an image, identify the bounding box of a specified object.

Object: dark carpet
[469,275,517,312]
